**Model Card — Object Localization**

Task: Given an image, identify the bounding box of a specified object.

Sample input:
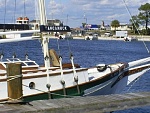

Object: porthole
[29,82,35,89]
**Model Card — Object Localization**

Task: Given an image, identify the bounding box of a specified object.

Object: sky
[0,0,149,28]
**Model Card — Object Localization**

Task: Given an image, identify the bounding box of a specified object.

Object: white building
[16,17,29,24]
[111,23,132,31]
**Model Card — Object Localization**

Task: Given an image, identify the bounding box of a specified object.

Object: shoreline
[47,35,150,41]
[73,35,150,41]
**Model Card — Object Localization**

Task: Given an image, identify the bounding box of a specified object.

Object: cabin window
[25,62,36,66]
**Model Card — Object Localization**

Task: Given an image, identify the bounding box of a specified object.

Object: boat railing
[0,58,39,69]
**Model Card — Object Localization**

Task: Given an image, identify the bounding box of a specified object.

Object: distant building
[29,20,40,30]
[100,21,111,31]
[84,24,99,30]
[71,27,83,36]
[16,17,29,24]
[111,23,132,31]
[138,24,150,30]
[47,19,63,26]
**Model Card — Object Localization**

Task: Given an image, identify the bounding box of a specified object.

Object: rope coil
[8,95,23,101]
[7,74,23,82]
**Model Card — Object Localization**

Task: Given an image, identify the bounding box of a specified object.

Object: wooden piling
[6,63,23,101]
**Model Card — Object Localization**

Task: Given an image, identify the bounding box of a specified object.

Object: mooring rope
[7,74,23,82]
[8,95,23,101]
[22,84,74,98]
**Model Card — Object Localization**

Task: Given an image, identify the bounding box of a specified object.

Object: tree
[111,20,120,31]
[130,15,139,34]
[138,3,150,34]
[82,23,86,28]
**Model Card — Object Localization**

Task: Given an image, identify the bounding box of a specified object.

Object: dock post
[6,63,23,101]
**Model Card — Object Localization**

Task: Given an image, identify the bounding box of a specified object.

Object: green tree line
[111,3,150,35]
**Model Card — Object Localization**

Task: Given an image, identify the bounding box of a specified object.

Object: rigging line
[11,0,17,59]
[23,0,26,30]
[24,0,26,17]
[122,0,141,35]
[64,9,72,54]
[122,0,150,54]
[60,0,63,14]
[56,36,65,86]
[127,77,140,92]
[35,0,39,26]
[59,0,65,24]
[127,68,150,92]
[34,0,40,32]
[66,36,72,54]
[56,38,64,80]
[64,16,78,90]
[56,38,61,56]
[3,0,7,31]
[23,0,28,59]
[13,0,16,29]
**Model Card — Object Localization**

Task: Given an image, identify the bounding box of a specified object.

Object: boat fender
[97,64,107,72]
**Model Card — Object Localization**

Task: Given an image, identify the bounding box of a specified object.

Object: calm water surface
[0,38,150,112]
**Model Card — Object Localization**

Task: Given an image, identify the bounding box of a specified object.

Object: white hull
[83,76,117,96]
[124,37,138,42]
[0,57,149,101]
[0,62,126,100]
[84,67,149,96]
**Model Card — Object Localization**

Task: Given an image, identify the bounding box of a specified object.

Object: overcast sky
[0,0,149,27]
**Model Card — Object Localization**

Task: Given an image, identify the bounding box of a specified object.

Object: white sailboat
[0,0,150,102]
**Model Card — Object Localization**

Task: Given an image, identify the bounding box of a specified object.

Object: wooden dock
[0,92,150,113]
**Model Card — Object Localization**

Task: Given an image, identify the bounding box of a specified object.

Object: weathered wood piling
[6,63,23,101]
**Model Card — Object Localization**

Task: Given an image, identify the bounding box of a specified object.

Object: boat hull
[0,60,149,102]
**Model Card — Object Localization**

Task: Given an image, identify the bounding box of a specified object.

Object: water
[0,38,150,112]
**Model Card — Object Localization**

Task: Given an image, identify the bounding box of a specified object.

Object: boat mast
[38,0,50,68]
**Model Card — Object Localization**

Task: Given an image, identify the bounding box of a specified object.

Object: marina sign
[40,25,71,32]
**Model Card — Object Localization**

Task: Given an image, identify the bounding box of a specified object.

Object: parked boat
[124,36,138,42]
[85,33,98,40]
[0,0,149,102]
